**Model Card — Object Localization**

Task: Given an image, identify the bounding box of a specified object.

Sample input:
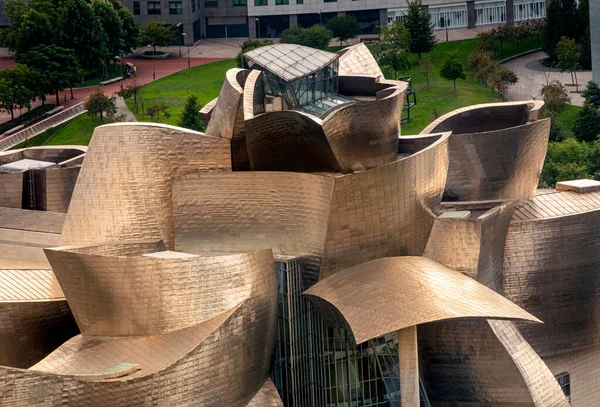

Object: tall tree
[59,0,108,76]
[92,0,123,72]
[0,0,58,57]
[404,0,436,58]
[326,15,360,47]
[140,20,175,55]
[582,81,600,109]
[439,50,466,91]
[377,20,412,77]
[573,103,600,142]
[118,7,139,54]
[555,36,582,91]
[0,65,36,119]
[178,93,205,132]
[544,0,579,61]
[18,45,81,105]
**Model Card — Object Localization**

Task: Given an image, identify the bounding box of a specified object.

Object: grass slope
[126,59,238,126]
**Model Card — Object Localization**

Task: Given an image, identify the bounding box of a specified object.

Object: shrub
[573,102,600,142]
[280,25,333,50]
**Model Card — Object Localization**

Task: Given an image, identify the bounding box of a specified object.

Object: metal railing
[0,102,87,151]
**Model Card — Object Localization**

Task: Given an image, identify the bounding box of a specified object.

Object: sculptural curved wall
[245,111,341,172]
[319,132,450,278]
[60,123,231,249]
[45,243,272,336]
[504,204,600,357]
[322,84,406,172]
[306,256,539,344]
[337,43,383,78]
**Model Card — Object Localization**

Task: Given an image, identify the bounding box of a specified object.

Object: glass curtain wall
[387,9,408,24]
[475,1,506,25]
[429,5,468,29]
[513,0,546,20]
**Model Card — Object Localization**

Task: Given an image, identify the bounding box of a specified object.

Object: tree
[540,138,591,187]
[140,21,174,56]
[544,0,579,61]
[474,30,500,55]
[439,50,466,91]
[419,55,433,88]
[582,81,600,109]
[540,79,571,116]
[326,15,360,47]
[236,39,275,68]
[0,0,58,57]
[404,0,436,58]
[573,103,600,142]
[92,0,124,75]
[488,64,518,97]
[555,37,582,91]
[18,45,81,105]
[59,0,108,76]
[118,7,140,54]
[0,65,36,120]
[145,102,171,122]
[85,88,116,122]
[377,20,412,77]
[280,25,333,50]
[178,93,204,132]
[468,49,494,85]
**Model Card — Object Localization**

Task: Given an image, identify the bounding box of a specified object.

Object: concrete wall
[0,173,23,209]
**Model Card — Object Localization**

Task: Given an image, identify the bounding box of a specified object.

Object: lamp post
[147,44,156,80]
[176,23,182,58]
[255,17,260,38]
[182,32,191,68]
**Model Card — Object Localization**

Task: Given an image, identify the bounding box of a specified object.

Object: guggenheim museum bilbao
[1,43,600,407]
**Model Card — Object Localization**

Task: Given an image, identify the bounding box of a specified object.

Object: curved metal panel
[504,208,600,357]
[246,379,284,407]
[338,43,384,78]
[60,123,232,249]
[245,110,341,172]
[319,132,450,279]
[205,68,248,140]
[305,256,540,344]
[322,84,406,172]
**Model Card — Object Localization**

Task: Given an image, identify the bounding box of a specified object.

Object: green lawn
[13,115,102,148]
[126,59,238,126]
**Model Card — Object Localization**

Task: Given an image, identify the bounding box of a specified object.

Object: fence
[0,102,87,151]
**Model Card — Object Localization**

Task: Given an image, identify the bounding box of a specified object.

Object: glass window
[296,0,303,3]
[204,0,218,6]
[474,1,506,25]
[192,0,195,11]
[513,0,546,21]
[387,9,407,24]
[169,1,182,14]
[324,0,336,3]
[254,0,267,5]
[233,0,247,5]
[556,373,571,402]
[147,1,161,14]
[133,1,140,14]
[429,5,468,29]
[276,0,288,4]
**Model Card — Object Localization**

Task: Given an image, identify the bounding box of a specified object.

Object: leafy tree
[178,93,205,131]
[0,0,58,57]
[380,65,395,80]
[59,0,108,76]
[474,30,500,55]
[468,49,494,85]
[280,25,333,50]
[326,15,360,47]
[573,103,600,142]
[118,7,140,54]
[18,44,81,105]
[145,102,171,122]
[511,23,529,52]
[439,50,466,91]
[85,88,116,122]
[582,81,600,109]
[544,0,579,61]
[236,39,274,68]
[140,21,174,56]
[0,65,36,119]
[555,37,582,91]
[419,55,433,88]
[377,20,411,77]
[404,0,436,58]
[116,80,142,112]
[488,64,518,96]
[540,138,591,187]
[92,0,123,72]
[540,79,571,116]
[548,119,567,142]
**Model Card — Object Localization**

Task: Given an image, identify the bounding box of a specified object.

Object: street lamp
[255,17,260,38]
[176,23,182,58]
[147,44,156,80]
[182,32,191,68]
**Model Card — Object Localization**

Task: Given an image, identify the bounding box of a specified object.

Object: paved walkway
[502,51,592,106]
[115,96,136,122]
